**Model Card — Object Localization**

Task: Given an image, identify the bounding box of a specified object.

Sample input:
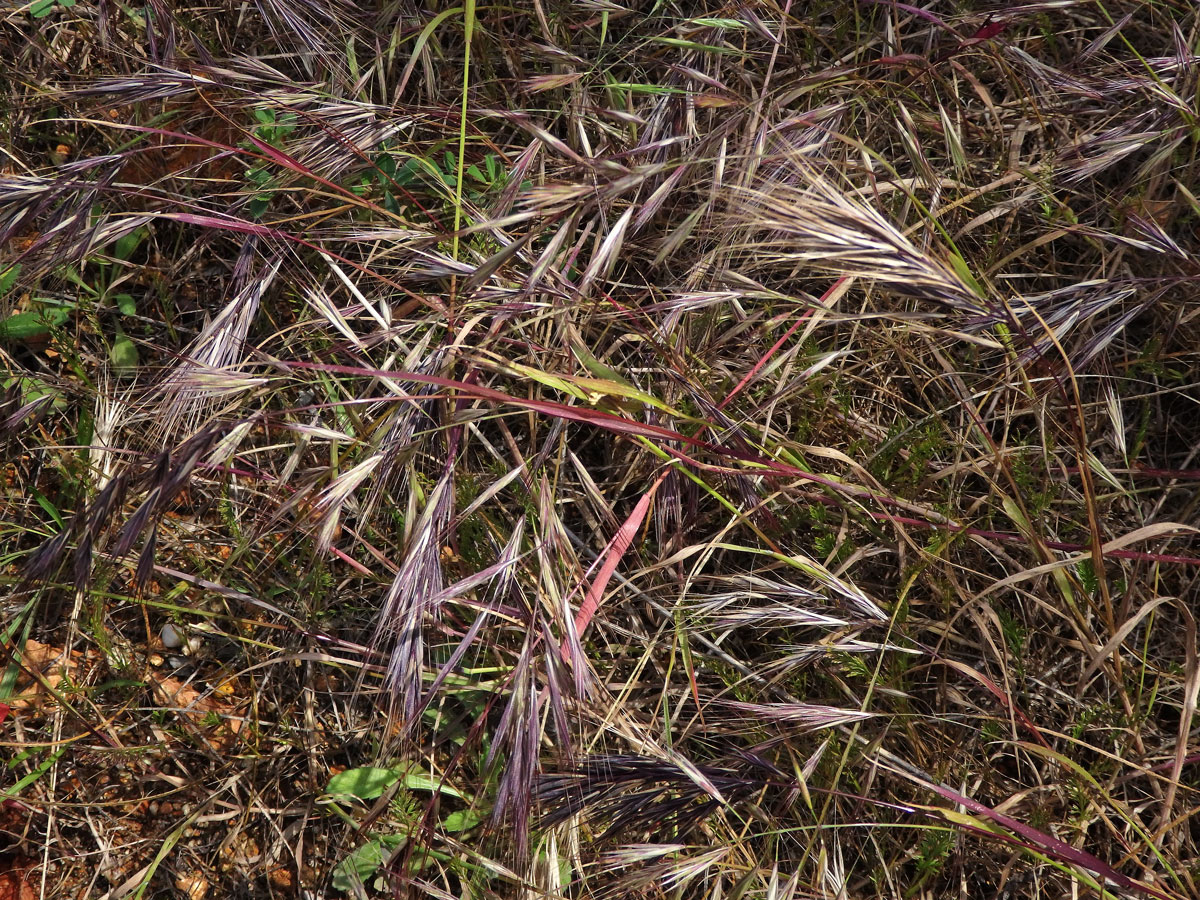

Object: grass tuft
[2,1,1199,898]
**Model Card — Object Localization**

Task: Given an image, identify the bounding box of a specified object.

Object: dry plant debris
[2,0,1200,898]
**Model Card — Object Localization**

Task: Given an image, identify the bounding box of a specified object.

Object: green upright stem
[451,0,476,267]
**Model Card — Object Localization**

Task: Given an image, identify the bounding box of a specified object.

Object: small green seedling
[0,263,73,342]
[324,764,477,897]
